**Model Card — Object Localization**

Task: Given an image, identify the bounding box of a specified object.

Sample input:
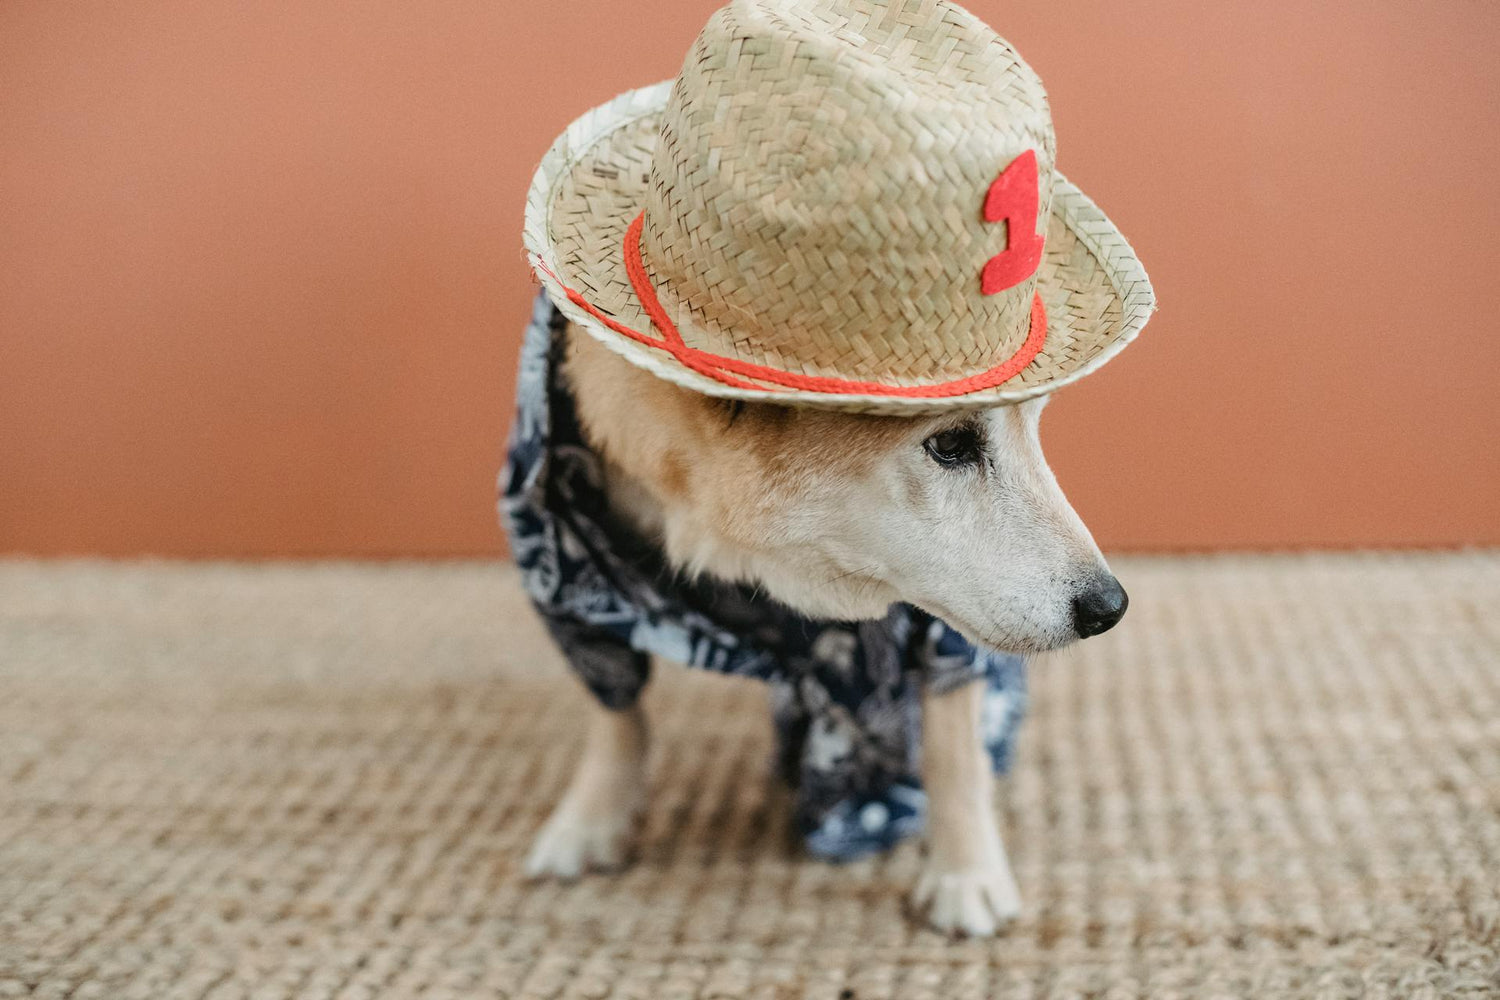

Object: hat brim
[523,82,1155,413]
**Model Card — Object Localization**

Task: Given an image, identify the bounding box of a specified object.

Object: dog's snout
[1072,575,1128,638]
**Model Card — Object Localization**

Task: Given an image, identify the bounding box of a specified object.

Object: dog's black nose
[1073,575,1128,638]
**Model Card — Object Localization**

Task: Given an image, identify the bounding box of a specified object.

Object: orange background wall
[2,1,1497,557]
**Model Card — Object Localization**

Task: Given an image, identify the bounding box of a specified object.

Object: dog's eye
[923,425,984,468]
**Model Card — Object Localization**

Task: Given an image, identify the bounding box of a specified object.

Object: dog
[507,0,1152,939]
[512,316,1126,937]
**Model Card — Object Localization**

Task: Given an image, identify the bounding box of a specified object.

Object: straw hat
[523,0,1155,412]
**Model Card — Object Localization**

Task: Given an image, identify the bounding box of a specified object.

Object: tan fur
[565,329,944,620]
[565,328,923,532]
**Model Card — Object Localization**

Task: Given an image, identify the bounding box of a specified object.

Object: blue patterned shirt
[500,293,1026,860]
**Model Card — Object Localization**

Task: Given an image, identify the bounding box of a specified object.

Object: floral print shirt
[500,293,1027,860]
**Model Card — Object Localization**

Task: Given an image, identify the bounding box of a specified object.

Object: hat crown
[640,0,1056,382]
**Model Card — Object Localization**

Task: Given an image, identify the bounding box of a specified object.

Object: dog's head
[569,335,1126,654]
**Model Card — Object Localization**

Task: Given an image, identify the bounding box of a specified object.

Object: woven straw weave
[2,554,1498,998]
[524,0,1156,412]
[640,0,1054,381]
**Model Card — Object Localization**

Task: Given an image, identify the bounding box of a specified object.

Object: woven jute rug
[1,555,1497,999]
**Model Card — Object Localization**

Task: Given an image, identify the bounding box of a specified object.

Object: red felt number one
[981,149,1045,296]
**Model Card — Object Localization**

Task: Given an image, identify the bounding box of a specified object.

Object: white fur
[914,681,1021,936]
[525,704,648,880]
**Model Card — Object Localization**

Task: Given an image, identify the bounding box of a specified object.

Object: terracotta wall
[2,1,1497,556]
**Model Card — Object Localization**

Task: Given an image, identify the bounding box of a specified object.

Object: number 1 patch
[981,149,1045,296]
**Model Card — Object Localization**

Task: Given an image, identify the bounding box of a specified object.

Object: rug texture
[1,554,1497,999]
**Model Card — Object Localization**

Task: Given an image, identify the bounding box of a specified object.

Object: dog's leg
[912,680,1021,936]
[524,700,649,880]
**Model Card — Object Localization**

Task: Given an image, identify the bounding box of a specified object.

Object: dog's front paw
[523,799,638,881]
[911,863,1022,937]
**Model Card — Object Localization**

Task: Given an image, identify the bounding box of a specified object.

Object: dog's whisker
[816,564,881,592]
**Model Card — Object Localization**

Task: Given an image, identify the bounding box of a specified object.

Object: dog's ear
[721,399,745,428]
